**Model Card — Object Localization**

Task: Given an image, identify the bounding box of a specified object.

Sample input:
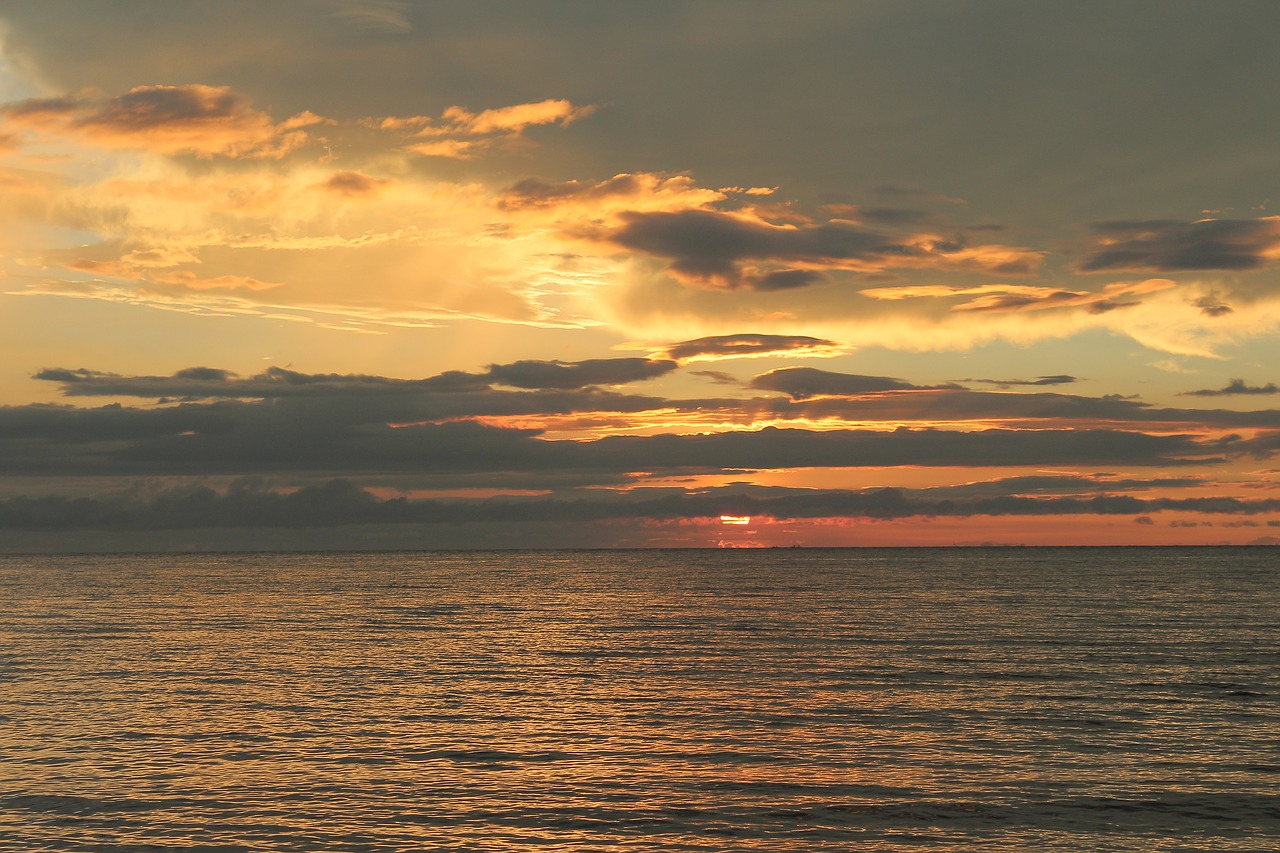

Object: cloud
[330,1,412,33]
[440,99,593,135]
[860,279,1175,314]
[378,98,595,159]
[1080,217,1280,272]
[484,358,677,390]
[1190,293,1234,317]
[4,475,1277,536]
[1183,379,1280,397]
[606,208,1044,290]
[860,207,930,225]
[691,370,738,385]
[741,367,1280,429]
[496,173,723,213]
[0,419,1238,490]
[35,364,1280,437]
[403,138,483,159]
[36,358,678,398]
[963,375,1080,388]
[4,362,1251,483]
[147,271,283,291]
[4,151,609,329]
[321,171,392,197]
[0,85,326,158]
[750,367,957,399]
[660,333,844,362]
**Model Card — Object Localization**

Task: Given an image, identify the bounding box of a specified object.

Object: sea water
[0,547,1276,851]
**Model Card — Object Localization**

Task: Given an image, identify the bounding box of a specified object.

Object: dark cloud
[0,84,319,157]
[917,474,1204,499]
[1080,217,1280,272]
[174,366,236,381]
[743,368,1280,430]
[569,427,1232,472]
[0,95,80,120]
[0,387,1240,480]
[753,268,823,290]
[860,207,929,225]
[608,209,1041,289]
[952,290,1080,313]
[37,365,1280,442]
[37,358,677,398]
[691,370,738,385]
[1085,299,1140,314]
[37,366,427,399]
[1183,378,1280,397]
[661,333,841,362]
[963,375,1080,388]
[79,85,245,132]
[485,358,677,389]
[751,367,959,399]
[3,476,1277,536]
[322,171,390,196]
[781,388,1280,429]
[1191,294,1234,317]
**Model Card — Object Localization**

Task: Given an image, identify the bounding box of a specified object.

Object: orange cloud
[0,85,327,158]
[440,99,593,134]
[368,98,595,158]
[405,138,483,159]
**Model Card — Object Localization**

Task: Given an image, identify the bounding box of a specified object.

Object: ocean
[1,547,1276,851]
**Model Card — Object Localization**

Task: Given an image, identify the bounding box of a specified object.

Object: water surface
[1,547,1276,850]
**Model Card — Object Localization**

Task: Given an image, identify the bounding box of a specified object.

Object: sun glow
[719,515,752,525]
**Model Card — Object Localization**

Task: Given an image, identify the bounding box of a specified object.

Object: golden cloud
[440,99,593,134]
[497,173,724,216]
[366,98,596,159]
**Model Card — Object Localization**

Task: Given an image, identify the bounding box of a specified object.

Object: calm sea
[1,548,1276,851]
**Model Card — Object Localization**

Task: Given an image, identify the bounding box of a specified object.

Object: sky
[2,0,1280,549]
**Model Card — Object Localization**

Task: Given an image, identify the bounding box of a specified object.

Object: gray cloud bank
[3,477,1278,535]
[10,364,1277,485]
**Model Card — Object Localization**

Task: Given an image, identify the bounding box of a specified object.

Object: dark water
[1,547,1277,851]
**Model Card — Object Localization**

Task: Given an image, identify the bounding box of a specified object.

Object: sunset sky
[2,0,1280,549]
